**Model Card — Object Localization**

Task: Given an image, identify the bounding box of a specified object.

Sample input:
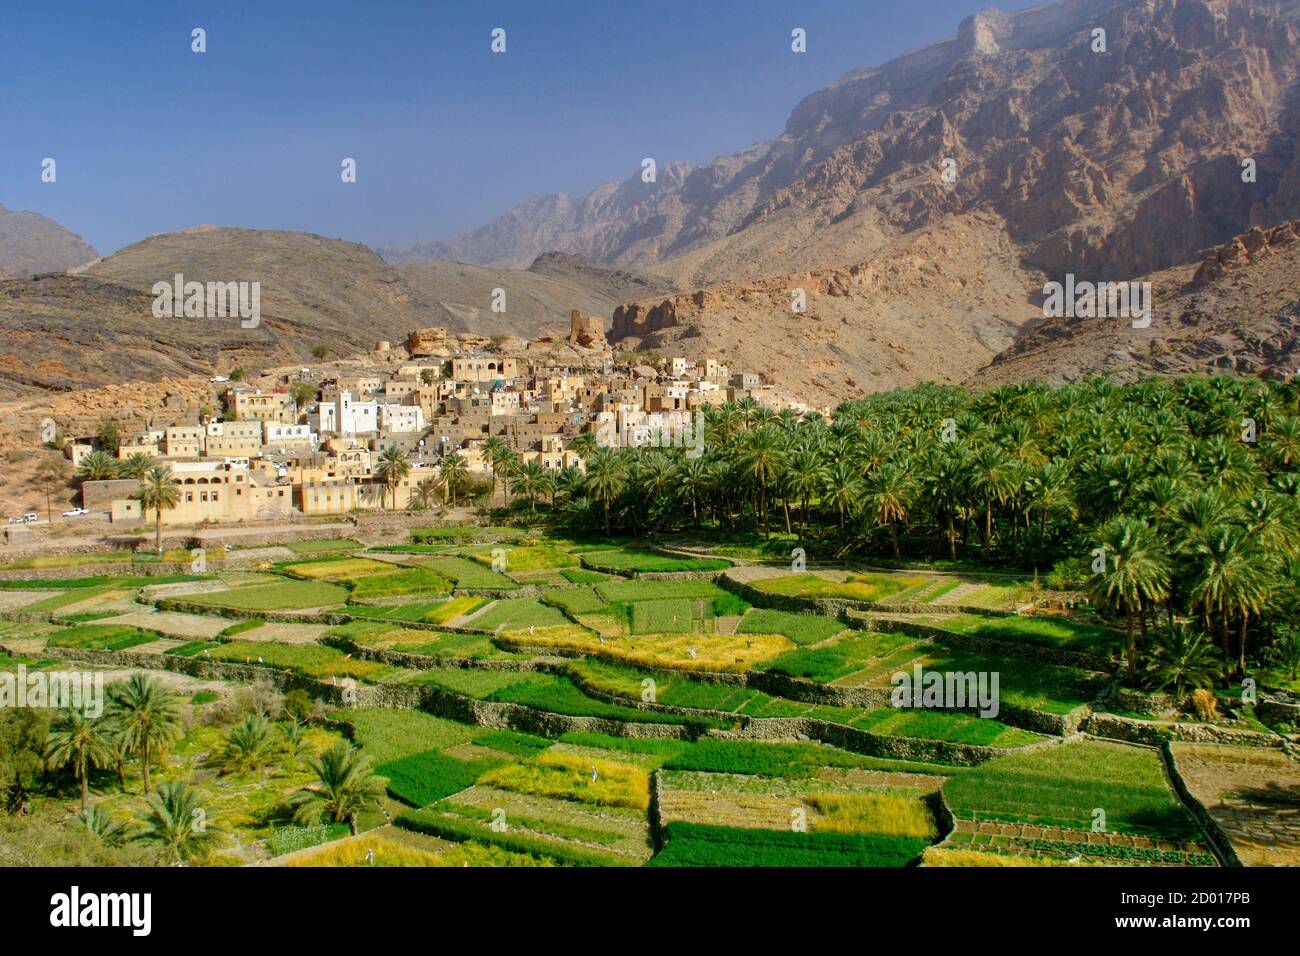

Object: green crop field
[468,597,570,630]
[578,548,729,573]
[754,573,926,603]
[183,577,348,610]
[736,608,846,645]
[413,556,520,590]
[648,822,930,867]
[934,614,1123,655]
[755,630,918,682]
[45,623,158,651]
[943,739,1202,839]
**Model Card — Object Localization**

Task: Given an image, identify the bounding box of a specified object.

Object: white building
[312,391,378,436]
[379,404,425,434]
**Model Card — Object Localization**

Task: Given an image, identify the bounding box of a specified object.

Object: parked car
[61,507,89,517]
[22,513,39,524]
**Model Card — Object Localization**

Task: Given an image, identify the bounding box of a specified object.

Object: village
[18,310,817,536]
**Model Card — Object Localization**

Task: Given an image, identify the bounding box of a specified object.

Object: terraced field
[4,528,1289,870]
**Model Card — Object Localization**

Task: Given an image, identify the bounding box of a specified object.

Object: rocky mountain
[397,252,677,338]
[394,0,1300,337]
[379,163,694,269]
[0,203,98,277]
[972,220,1300,386]
[609,212,1042,407]
[0,227,424,397]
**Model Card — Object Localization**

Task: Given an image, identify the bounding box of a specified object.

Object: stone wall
[1082,712,1285,749]
[858,614,1114,673]
[1160,742,1243,868]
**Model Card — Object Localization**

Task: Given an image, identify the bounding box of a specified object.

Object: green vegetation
[347,567,454,600]
[183,577,348,611]
[755,630,917,682]
[648,822,930,867]
[754,572,926,603]
[662,739,950,779]
[46,624,158,651]
[579,548,729,573]
[469,597,570,630]
[473,729,552,757]
[943,738,1200,839]
[378,749,507,806]
[737,608,845,645]
[414,556,520,590]
[206,641,392,682]
[335,709,480,764]
[935,614,1123,656]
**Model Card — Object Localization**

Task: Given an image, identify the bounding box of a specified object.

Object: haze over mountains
[1,0,1297,404]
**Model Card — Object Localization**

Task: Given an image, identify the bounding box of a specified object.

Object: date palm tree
[76,450,119,482]
[79,803,128,847]
[290,742,385,836]
[44,711,114,812]
[109,674,180,793]
[582,447,626,537]
[1189,527,1274,675]
[740,426,784,537]
[374,446,411,510]
[220,714,278,774]
[439,452,468,507]
[512,459,548,513]
[1088,516,1171,679]
[116,452,155,480]
[481,436,509,503]
[863,461,916,559]
[139,466,180,554]
[138,781,220,864]
[1146,626,1222,702]
[412,476,441,510]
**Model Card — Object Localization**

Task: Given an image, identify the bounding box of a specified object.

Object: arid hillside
[609,213,1043,407]
[0,203,98,277]
[972,221,1300,386]
[0,227,426,397]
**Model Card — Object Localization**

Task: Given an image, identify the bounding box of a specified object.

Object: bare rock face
[567,310,608,349]
[1191,220,1300,288]
[406,327,448,355]
[387,0,1300,296]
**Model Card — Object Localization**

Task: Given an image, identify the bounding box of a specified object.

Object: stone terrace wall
[1083,712,1285,749]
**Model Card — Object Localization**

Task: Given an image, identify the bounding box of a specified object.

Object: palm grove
[480,376,1300,692]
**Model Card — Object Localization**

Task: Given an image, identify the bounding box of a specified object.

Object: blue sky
[0,0,1014,255]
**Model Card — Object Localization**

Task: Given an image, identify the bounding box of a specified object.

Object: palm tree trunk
[1238,612,1248,677]
[142,739,151,793]
[948,512,957,560]
[1136,603,1148,670]
[603,499,611,537]
[155,507,163,554]
[80,767,89,812]
[1125,610,1136,679]
[890,522,901,559]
